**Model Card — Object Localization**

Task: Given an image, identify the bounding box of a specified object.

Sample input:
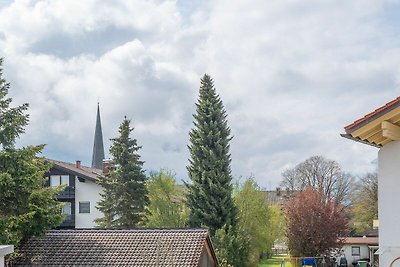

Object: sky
[1,0,400,189]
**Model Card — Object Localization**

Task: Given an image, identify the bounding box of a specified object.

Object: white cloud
[1,0,399,188]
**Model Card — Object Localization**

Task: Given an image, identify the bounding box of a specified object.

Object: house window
[352,246,360,256]
[61,202,72,220]
[79,202,90,213]
[50,175,69,187]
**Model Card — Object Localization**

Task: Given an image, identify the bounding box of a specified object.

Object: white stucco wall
[75,177,103,228]
[378,141,400,267]
[342,244,369,265]
[0,245,14,267]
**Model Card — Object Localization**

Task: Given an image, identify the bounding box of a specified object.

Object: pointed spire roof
[91,103,105,169]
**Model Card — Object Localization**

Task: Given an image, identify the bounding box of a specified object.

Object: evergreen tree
[0,58,64,248]
[96,117,149,228]
[186,74,237,236]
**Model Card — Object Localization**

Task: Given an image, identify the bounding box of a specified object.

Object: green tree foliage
[96,117,149,228]
[285,187,348,257]
[350,172,378,234]
[186,74,237,236]
[146,169,188,228]
[234,177,285,266]
[0,58,64,248]
[212,225,250,267]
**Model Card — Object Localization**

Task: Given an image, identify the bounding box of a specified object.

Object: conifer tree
[186,74,237,236]
[0,58,64,248]
[96,117,149,228]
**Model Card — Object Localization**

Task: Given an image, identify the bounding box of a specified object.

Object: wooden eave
[205,235,219,266]
[343,105,400,147]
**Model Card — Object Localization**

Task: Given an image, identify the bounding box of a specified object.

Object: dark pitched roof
[91,103,105,169]
[47,159,102,182]
[15,229,217,267]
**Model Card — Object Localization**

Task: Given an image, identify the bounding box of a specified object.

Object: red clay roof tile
[344,96,400,133]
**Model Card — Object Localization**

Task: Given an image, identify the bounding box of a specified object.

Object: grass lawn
[258,256,293,267]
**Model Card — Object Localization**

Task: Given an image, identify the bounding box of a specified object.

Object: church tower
[91,103,105,169]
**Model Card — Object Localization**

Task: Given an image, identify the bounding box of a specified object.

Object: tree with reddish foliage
[285,187,348,257]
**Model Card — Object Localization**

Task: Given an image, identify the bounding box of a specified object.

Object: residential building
[46,103,106,228]
[263,187,295,206]
[342,96,400,267]
[46,159,104,228]
[15,229,218,266]
[340,237,379,267]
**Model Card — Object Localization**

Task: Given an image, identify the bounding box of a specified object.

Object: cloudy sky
[1,0,399,189]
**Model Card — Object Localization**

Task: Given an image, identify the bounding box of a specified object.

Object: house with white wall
[46,103,106,229]
[46,159,105,228]
[340,237,378,266]
[342,96,400,267]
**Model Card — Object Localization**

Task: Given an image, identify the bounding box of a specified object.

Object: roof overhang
[0,245,14,256]
[343,97,400,147]
[46,159,101,182]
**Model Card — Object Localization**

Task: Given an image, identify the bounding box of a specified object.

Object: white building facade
[47,159,104,229]
[343,96,400,267]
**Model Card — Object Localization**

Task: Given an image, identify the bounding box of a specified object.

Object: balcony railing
[59,214,75,228]
[57,186,75,199]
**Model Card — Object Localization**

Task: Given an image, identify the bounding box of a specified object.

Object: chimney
[76,160,81,168]
[102,160,112,174]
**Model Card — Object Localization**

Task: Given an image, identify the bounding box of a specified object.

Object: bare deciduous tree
[281,156,354,204]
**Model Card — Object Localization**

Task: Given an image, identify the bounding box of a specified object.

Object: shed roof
[342,96,400,147]
[15,229,217,267]
[343,237,379,246]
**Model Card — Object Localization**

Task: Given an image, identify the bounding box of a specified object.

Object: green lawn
[258,256,293,267]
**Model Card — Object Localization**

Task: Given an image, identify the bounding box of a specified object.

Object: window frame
[79,201,91,214]
[49,175,70,187]
[351,246,361,256]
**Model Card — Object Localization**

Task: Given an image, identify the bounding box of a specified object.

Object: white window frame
[50,175,69,186]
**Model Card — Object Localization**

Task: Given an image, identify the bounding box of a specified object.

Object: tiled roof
[15,229,216,267]
[343,237,378,245]
[344,97,400,133]
[342,96,400,147]
[47,159,102,182]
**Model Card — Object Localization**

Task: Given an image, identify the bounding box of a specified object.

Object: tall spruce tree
[186,74,237,236]
[96,117,149,228]
[0,58,64,248]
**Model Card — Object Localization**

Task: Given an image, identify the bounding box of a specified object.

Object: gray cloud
[1,0,399,189]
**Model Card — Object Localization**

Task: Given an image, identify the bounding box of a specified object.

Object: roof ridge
[48,228,209,232]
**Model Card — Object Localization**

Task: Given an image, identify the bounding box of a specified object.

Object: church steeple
[91,103,105,169]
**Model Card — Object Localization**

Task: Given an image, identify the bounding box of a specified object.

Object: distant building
[340,237,379,267]
[15,229,218,267]
[263,187,295,206]
[91,103,105,169]
[46,104,106,229]
[45,159,105,228]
